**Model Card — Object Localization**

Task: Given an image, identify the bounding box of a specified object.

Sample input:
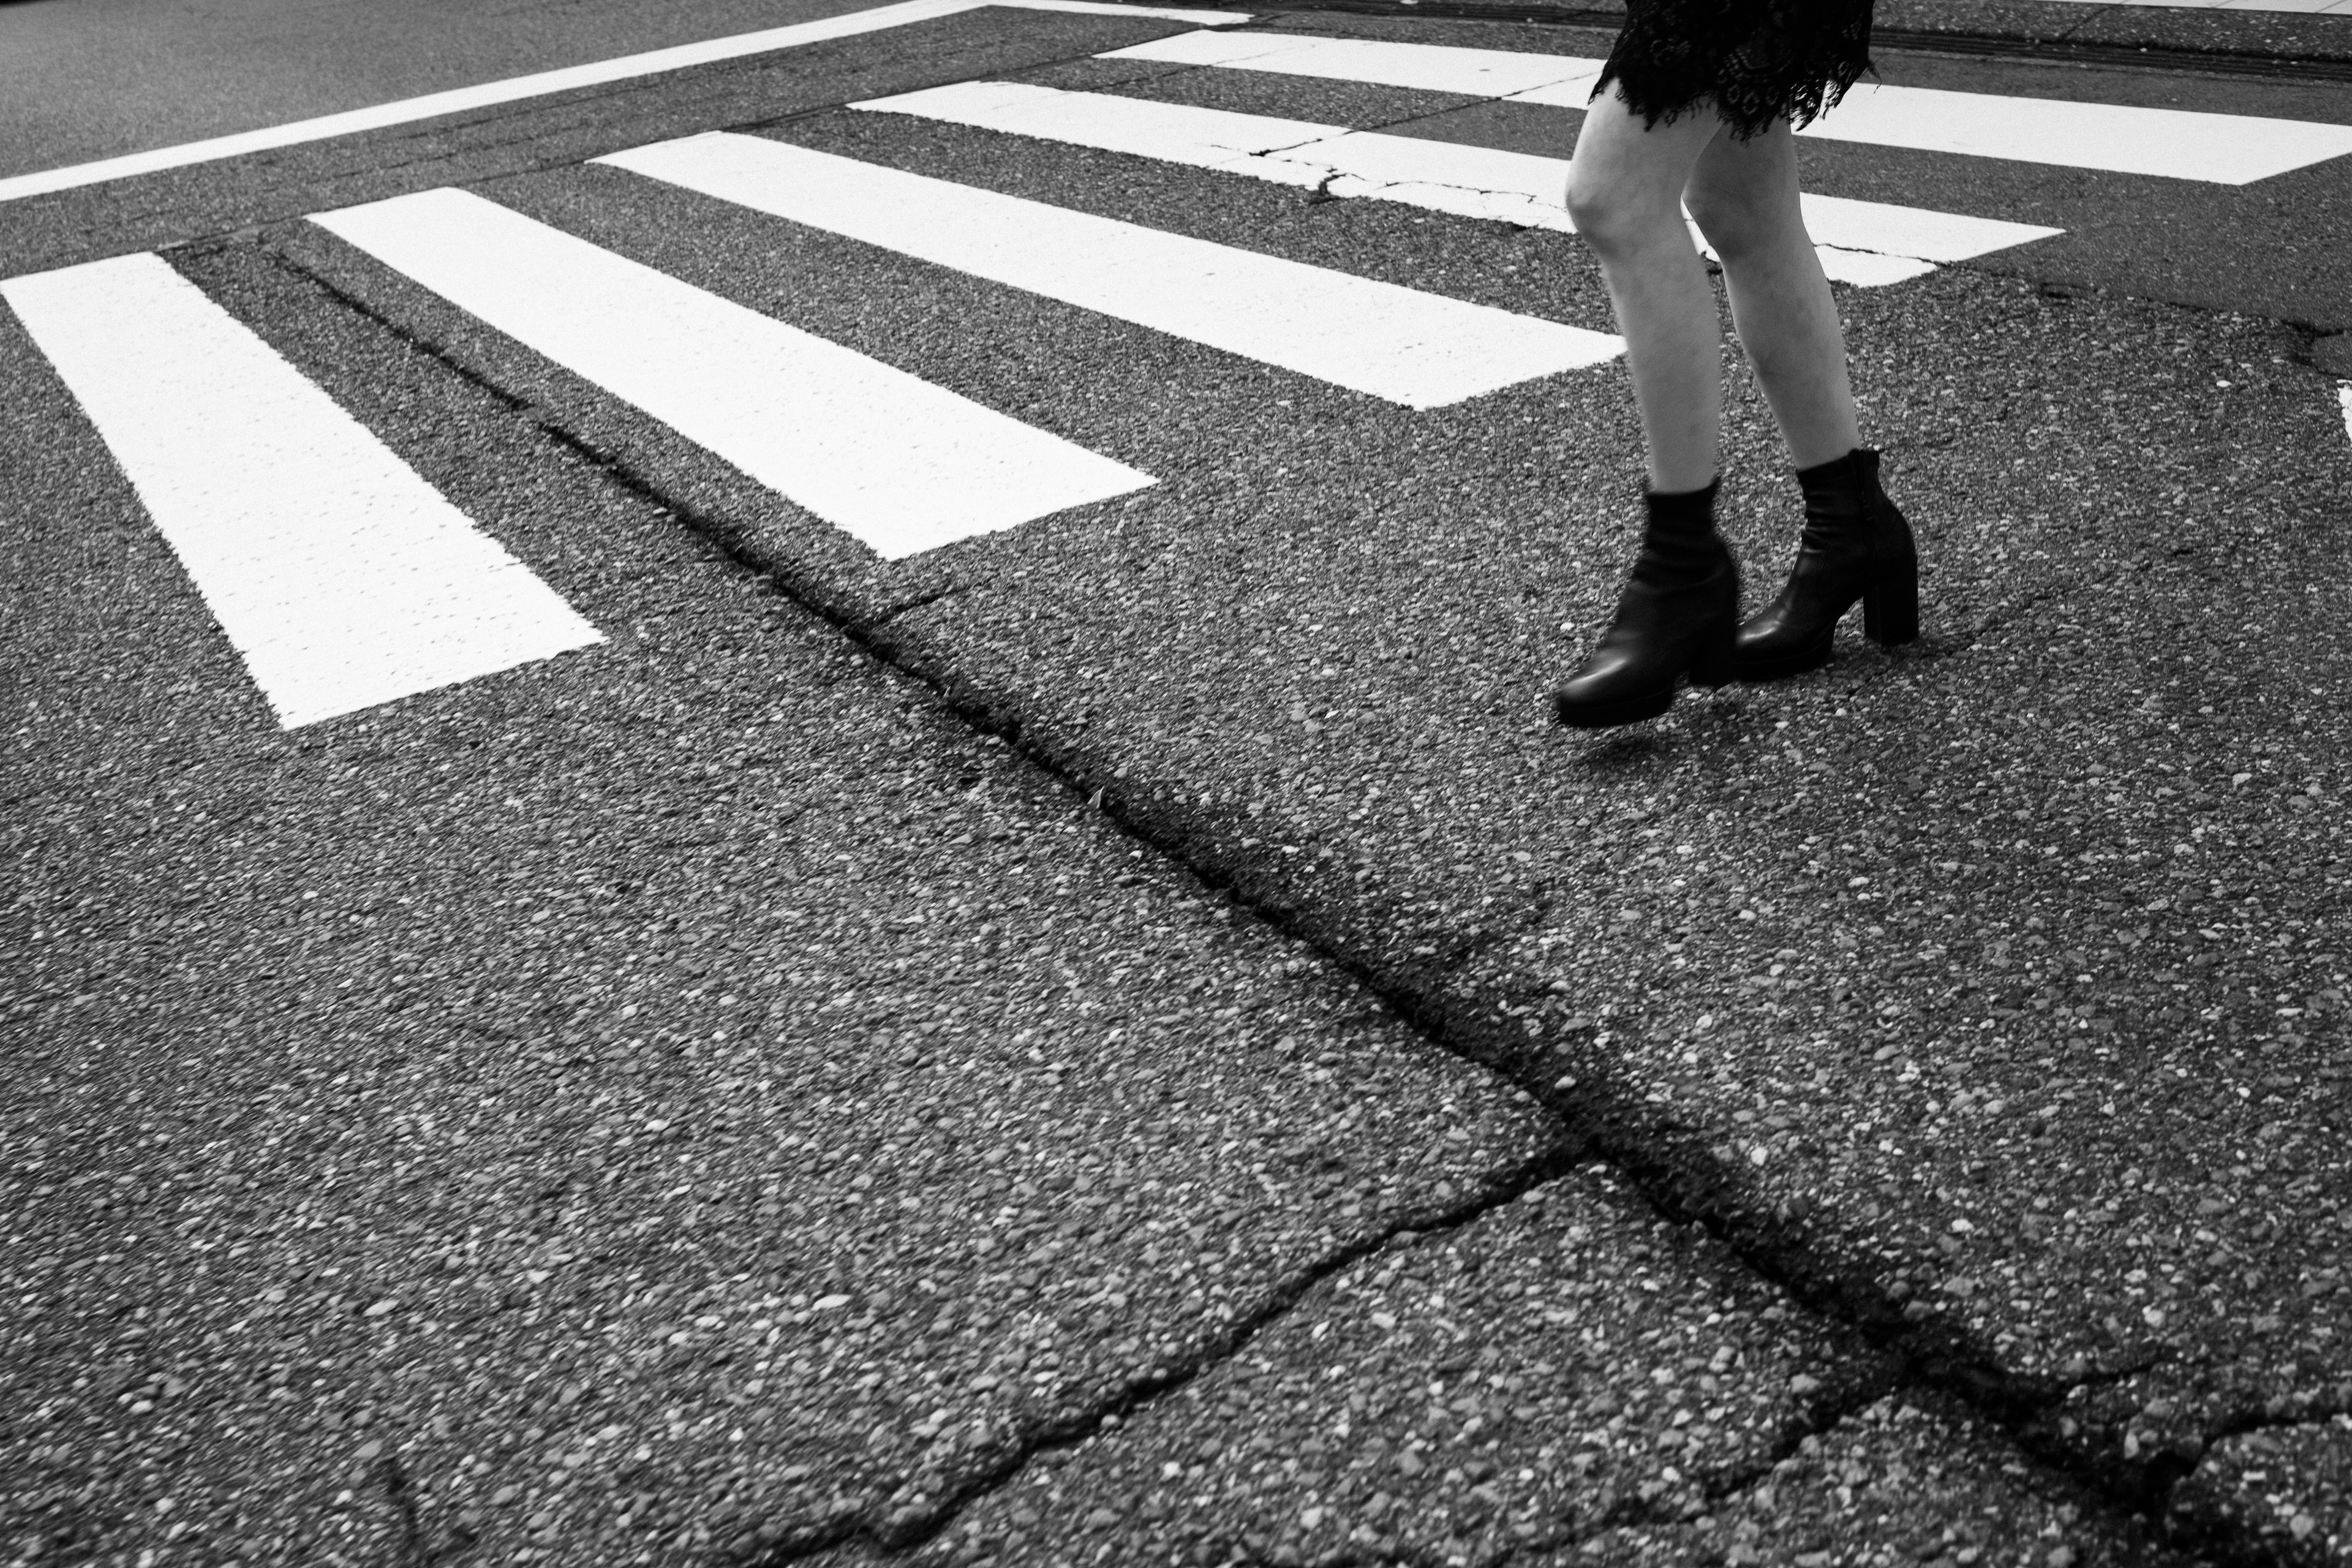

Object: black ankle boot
[1736,448,1918,682]
[1552,480,1740,729]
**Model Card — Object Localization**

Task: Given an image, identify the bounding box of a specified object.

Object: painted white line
[601,133,1619,407]
[1793,193,2057,263]
[1110,29,2352,183]
[1800,81,2352,186]
[1101,29,1607,105]
[855,82,2059,283]
[1,254,601,728]
[313,188,1153,559]
[0,0,1251,206]
[858,80,1343,180]
[1789,245,1936,287]
[2340,382,2352,448]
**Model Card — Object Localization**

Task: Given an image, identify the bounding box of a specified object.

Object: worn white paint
[1107,29,2352,183]
[858,80,1342,179]
[312,188,1153,559]
[2340,382,2352,448]
[1,254,601,727]
[1792,193,2057,263]
[1101,29,1607,105]
[601,132,1619,407]
[0,0,1252,205]
[855,81,2060,283]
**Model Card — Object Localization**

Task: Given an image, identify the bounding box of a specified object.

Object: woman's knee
[1684,132,1803,260]
[1683,189,1759,260]
[1685,183,1800,266]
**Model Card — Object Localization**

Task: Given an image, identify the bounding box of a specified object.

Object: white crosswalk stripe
[1101,28,1607,105]
[851,81,2060,285]
[312,187,1157,560]
[1799,81,2352,185]
[2,254,603,728]
[1104,30,2352,183]
[599,132,1621,408]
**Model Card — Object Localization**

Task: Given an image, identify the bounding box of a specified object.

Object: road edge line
[0,0,1254,207]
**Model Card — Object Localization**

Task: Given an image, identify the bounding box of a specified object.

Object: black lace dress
[1593,0,1876,140]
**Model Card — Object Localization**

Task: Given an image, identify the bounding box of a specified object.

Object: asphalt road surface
[4,1,2350,1566]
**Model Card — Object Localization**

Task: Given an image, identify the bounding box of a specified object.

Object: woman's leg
[1553,91,1746,727]
[1564,90,1731,493]
[1685,123,1919,675]
[1681,122,1861,469]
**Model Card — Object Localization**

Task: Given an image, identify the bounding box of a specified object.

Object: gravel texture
[2169,1416,2352,1567]
[867,1167,1896,1566]
[237,45,2352,1555]
[1,234,1566,1566]
[812,1169,2181,1568]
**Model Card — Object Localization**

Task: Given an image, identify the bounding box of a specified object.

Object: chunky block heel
[1863,557,1919,646]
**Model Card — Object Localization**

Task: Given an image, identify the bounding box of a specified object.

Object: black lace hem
[1593,0,1877,140]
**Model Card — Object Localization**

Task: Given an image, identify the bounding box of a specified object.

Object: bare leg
[1683,122,1860,469]
[1564,89,1728,493]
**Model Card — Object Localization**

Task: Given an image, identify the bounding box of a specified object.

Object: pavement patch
[813,1169,2179,1567]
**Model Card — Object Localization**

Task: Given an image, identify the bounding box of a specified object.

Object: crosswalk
[10,18,2350,727]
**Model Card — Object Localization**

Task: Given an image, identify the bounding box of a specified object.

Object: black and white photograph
[2,0,2348,1561]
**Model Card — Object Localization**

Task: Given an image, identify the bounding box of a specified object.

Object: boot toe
[1552,682,1676,729]
[1734,614,1834,683]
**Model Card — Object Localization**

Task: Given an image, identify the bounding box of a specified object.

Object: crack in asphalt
[738,1146,1588,1565]
[872,582,975,628]
[250,231,2294,1567]
[241,246,533,416]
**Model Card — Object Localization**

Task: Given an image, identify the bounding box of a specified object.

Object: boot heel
[1687,612,1738,688]
[1863,559,1918,646]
